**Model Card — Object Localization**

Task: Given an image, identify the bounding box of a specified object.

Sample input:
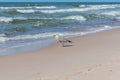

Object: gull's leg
[62,42,65,47]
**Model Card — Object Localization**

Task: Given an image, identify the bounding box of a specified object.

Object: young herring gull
[53,34,72,47]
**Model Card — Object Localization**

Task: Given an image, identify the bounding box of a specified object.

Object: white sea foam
[60,15,86,22]
[101,11,120,16]
[0,32,59,43]
[104,25,112,29]
[8,33,54,40]
[0,17,13,23]
[0,6,56,10]
[40,5,117,14]
[0,15,86,23]
[2,5,117,14]
[0,34,6,37]
[79,5,86,7]
[0,7,32,10]
[37,15,86,21]
[0,31,86,43]
[15,17,27,20]
[0,17,27,23]
[35,6,56,9]
[0,7,9,9]
[16,9,35,13]
[0,25,115,43]
[0,37,8,43]
[40,8,81,14]
[88,4,120,9]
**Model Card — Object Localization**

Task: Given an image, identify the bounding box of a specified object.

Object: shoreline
[0,28,120,80]
[0,28,116,56]
[0,28,114,57]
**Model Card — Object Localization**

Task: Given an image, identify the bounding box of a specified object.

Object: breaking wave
[88,4,120,9]
[40,5,117,14]
[0,17,26,23]
[2,4,119,14]
[0,25,115,43]
[101,11,120,16]
[0,6,56,10]
[0,15,86,23]
[34,6,56,9]
[0,17,13,23]
[16,9,35,13]
[59,15,86,22]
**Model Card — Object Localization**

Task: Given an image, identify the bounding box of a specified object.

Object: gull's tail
[66,40,72,43]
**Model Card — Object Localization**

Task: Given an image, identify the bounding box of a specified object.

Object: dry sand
[0,29,120,80]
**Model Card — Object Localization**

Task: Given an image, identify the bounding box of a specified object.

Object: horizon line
[0,1,120,3]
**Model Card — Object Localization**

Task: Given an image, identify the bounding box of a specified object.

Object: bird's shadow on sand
[63,44,73,47]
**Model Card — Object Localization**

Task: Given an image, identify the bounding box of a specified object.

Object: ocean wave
[0,17,46,23]
[0,34,7,37]
[0,17,44,23]
[1,4,120,14]
[60,15,86,22]
[115,17,120,20]
[79,25,113,35]
[0,7,9,9]
[0,17,26,23]
[0,15,86,23]
[34,6,56,9]
[0,33,8,43]
[40,8,84,14]
[9,6,115,14]
[79,5,86,7]
[0,7,32,10]
[0,17,13,23]
[4,9,36,14]
[3,5,118,14]
[16,9,35,13]
[0,6,56,10]
[0,37,7,43]
[101,11,120,16]
[40,6,116,14]
[0,32,58,43]
[88,4,120,8]
[0,25,115,43]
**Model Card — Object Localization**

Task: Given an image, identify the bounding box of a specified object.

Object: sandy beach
[0,29,120,80]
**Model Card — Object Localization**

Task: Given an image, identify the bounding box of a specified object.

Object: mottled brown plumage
[53,34,72,47]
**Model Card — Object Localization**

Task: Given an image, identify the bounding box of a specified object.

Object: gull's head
[53,34,60,40]
[53,34,58,37]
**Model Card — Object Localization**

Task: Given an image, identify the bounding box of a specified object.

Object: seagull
[53,34,72,47]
